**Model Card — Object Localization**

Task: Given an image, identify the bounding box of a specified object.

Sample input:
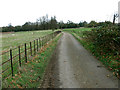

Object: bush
[85,25,120,54]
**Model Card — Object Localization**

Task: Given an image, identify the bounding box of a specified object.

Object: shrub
[85,25,120,54]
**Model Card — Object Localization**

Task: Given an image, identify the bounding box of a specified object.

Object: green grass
[2,30,53,51]
[1,30,54,79]
[2,33,62,88]
[63,28,92,38]
[65,28,120,79]
[1,30,60,82]
[63,28,92,31]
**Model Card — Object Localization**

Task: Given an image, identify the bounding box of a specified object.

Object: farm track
[41,32,119,88]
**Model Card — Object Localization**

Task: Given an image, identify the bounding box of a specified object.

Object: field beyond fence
[1,31,61,80]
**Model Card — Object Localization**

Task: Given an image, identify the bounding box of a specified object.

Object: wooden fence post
[44,36,46,45]
[41,38,42,48]
[37,39,38,51]
[30,42,32,56]
[45,36,47,44]
[18,46,21,67]
[39,38,40,48]
[44,36,46,44]
[47,36,48,42]
[10,49,14,76]
[44,36,45,44]
[34,40,36,55]
[42,37,45,46]
[48,35,49,41]
[25,43,27,63]
[46,36,47,43]
[44,36,45,45]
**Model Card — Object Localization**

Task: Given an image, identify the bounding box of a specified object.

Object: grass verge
[2,33,62,88]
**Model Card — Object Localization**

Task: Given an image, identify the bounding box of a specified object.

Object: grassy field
[64,28,120,79]
[63,28,92,38]
[2,30,53,51]
[1,30,57,82]
[2,33,62,88]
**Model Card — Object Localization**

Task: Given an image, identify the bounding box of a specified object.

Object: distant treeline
[1,15,117,32]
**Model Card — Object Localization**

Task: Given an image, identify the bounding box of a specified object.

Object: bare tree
[113,14,119,24]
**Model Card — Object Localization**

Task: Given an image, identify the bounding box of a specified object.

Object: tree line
[1,15,117,32]
[2,15,57,32]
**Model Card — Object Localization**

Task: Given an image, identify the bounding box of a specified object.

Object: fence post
[48,35,49,41]
[47,35,48,42]
[44,36,45,45]
[37,39,38,51]
[25,43,27,63]
[44,36,45,44]
[41,38,42,48]
[10,49,14,76]
[45,36,47,44]
[44,36,46,45]
[42,37,44,46]
[46,36,47,43]
[30,42,32,56]
[34,40,36,55]
[18,46,21,67]
[39,38,40,48]
[43,37,46,45]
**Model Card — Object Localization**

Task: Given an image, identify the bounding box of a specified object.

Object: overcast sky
[0,0,119,27]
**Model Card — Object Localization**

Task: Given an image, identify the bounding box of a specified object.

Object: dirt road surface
[41,32,119,88]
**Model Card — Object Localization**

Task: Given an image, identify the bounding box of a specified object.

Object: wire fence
[1,31,61,80]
